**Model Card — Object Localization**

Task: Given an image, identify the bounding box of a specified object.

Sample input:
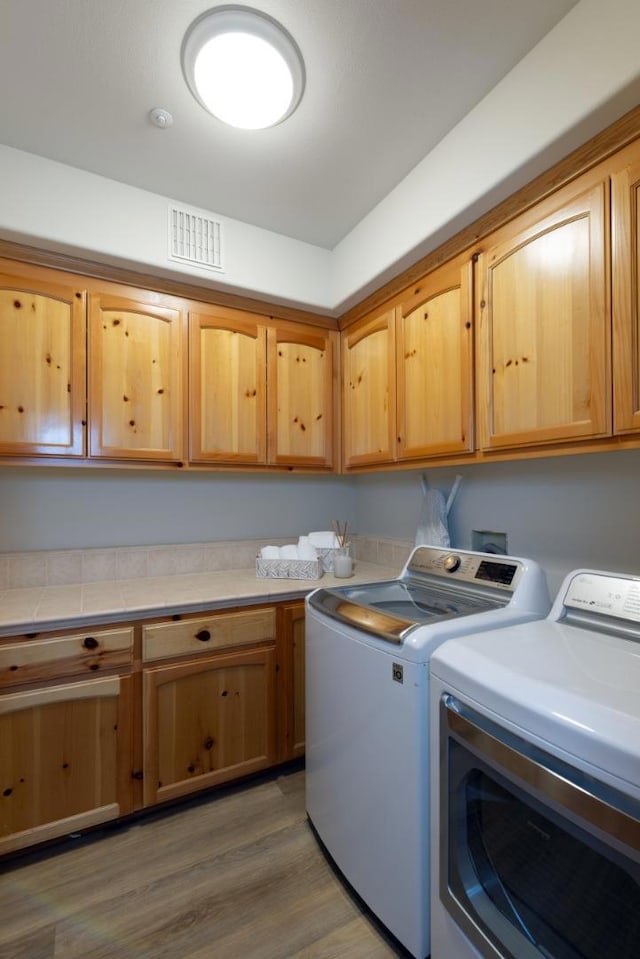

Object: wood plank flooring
[0,768,410,959]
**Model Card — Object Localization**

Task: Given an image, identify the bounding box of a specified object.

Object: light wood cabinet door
[189,306,267,464]
[143,646,277,806]
[476,175,610,450]
[277,602,305,762]
[0,266,86,457]
[267,323,337,468]
[397,256,474,460]
[342,308,396,467]
[88,290,186,462]
[612,143,640,434]
[0,674,133,855]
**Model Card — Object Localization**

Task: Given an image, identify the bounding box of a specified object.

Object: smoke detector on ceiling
[149,108,174,129]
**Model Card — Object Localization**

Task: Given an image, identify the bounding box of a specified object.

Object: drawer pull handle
[195,629,211,642]
[83,637,99,650]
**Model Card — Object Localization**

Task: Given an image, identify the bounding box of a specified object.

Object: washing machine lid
[309,577,505,643]
[307,546,544,645]
[431,614,640,792]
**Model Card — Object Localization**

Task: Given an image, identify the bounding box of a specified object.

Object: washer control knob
[444,553,461,572]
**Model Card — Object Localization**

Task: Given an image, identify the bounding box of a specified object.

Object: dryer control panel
[564,571,640,624]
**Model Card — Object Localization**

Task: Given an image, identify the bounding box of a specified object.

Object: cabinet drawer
[0,627,134,689]
[142,608,276,662]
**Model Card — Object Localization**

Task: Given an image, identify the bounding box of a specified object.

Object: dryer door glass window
[441,701,640,959]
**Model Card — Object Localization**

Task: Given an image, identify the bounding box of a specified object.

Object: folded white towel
[280,545,300,560]
[297,539,318,560]
[308,531,339,549]
[260,546,281,559]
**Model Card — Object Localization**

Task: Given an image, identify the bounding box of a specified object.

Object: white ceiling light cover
[181,6,305,130]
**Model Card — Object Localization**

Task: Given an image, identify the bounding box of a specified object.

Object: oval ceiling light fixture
[181,6,305,130]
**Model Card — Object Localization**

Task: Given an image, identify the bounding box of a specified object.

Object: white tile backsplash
[8,553,48,589]
[47,550,83,586]
[0,536,409,590]
[81,550,118,584]
[116,548,149,581]
[146,549,178,578]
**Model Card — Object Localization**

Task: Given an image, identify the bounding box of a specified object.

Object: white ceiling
[1,0,579,250]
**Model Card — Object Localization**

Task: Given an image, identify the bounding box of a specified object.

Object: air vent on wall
[168,205,224,271]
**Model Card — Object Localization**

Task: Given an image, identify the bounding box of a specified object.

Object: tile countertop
[0,561,399,638]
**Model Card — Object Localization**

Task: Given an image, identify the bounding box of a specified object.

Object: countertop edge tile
[0,563,398,637]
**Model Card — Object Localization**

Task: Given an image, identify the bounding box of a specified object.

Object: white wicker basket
[316,547,341,573]
[256,557,323,580]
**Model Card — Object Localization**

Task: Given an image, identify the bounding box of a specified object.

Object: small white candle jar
[333,544,352,578]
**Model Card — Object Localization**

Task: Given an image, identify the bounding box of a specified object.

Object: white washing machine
[305,546,550,959]
[430,567,640,959]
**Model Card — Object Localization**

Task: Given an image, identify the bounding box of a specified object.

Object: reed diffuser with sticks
[332,520,352,577]
[332,520,350,550]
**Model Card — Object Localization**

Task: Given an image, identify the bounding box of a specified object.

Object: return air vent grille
[168,205,223,271]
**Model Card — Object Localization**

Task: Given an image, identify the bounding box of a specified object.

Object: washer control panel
[407,547,521,591]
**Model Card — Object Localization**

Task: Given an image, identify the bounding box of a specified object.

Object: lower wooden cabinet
[142,646,277,806]
[0,673,133,856]
[0,599,305,854]
[277,602,306,761]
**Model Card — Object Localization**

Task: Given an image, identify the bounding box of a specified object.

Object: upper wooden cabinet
[190,307,337,469]
[267,322,337,469]
[190,306,267,465]
[342,308,396,467]
[343,257,474,469]
[0,263,86,457]
[476,172,611,451]
[611,141,640,434]
[396,256,474,460]
[89,288,187,463]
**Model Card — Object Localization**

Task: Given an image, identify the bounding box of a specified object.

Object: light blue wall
[2,449,639,595]
[0,468,356,551]
[352,449,640,592]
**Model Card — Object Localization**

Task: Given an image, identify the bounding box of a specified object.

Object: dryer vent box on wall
[472,529,508,554]
[168,205,224,272]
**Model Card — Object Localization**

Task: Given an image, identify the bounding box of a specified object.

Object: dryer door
[439,696,640,959]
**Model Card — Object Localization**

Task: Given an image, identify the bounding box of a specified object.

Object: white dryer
[305,546,550,959]
[430,567,640,959]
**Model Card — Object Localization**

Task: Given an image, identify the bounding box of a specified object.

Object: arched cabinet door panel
[0,264,86,457]
[476,173,610,451]
[189,307,267,465]
[0,674,133,856]
[267,323,337,469]
[396,254,474,460]
[342,308,396,468]
[142,646,277,807]
[89,288,187,462]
